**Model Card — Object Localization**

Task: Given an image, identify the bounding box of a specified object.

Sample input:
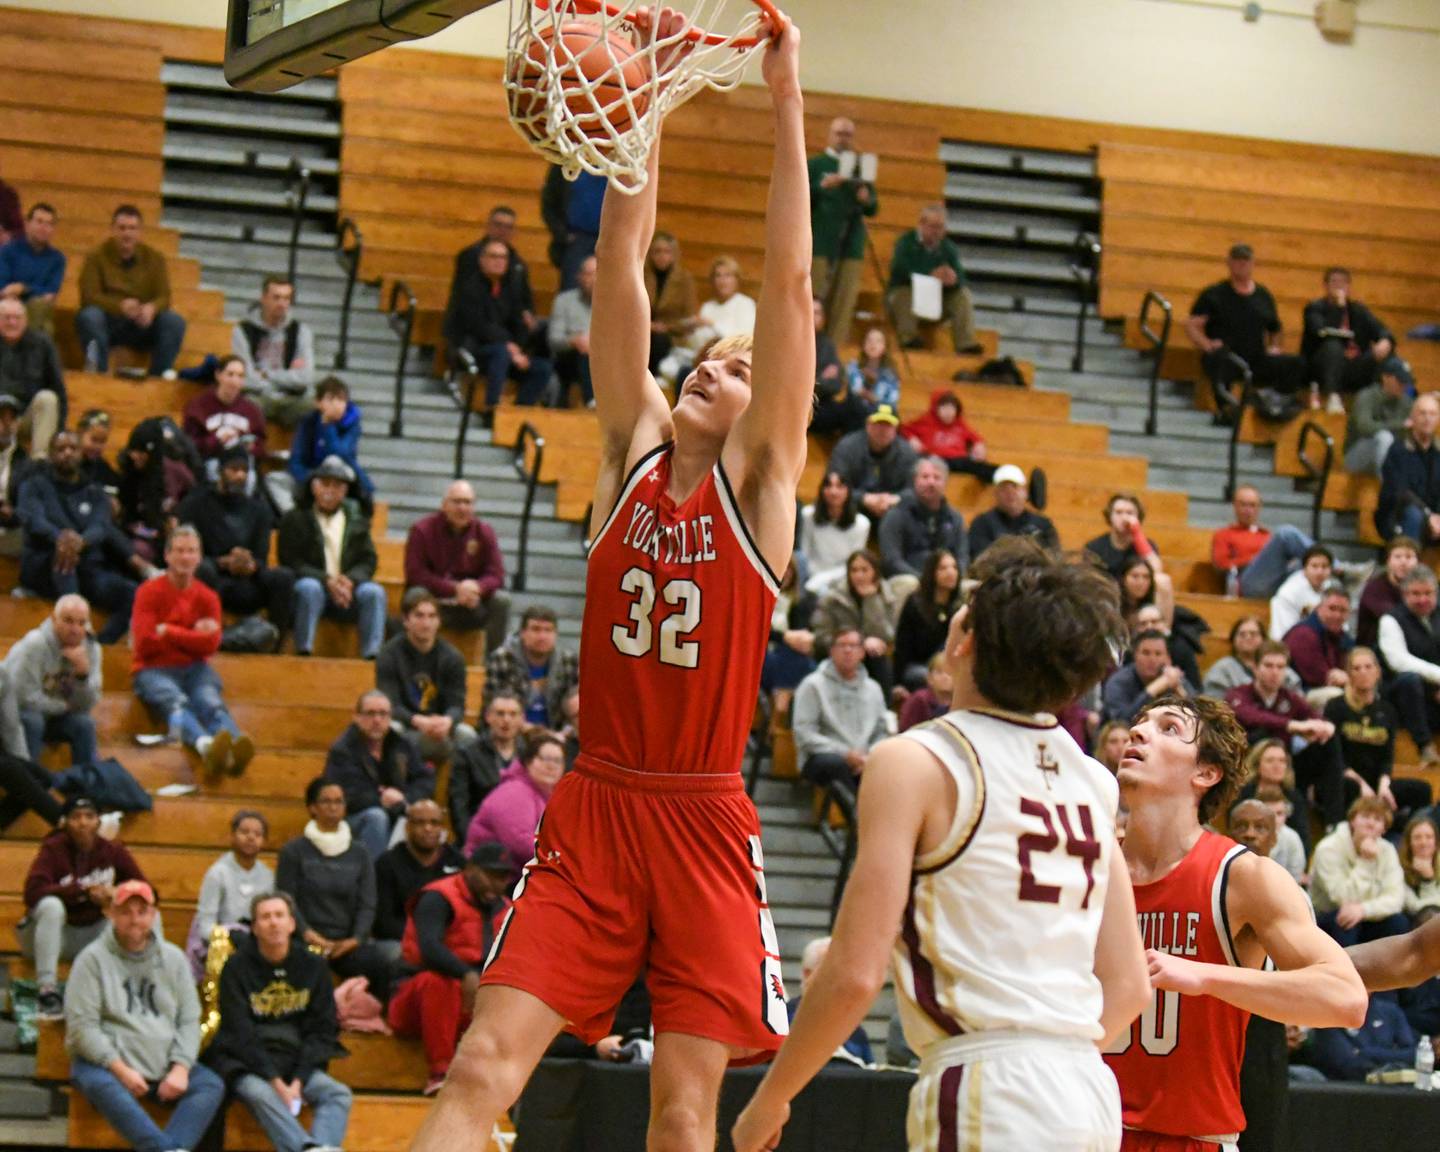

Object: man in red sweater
[403,480,511,654]
[131,525,253,776]
[1210,484,1315,600]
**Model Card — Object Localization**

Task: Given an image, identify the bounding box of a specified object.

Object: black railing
[452,347,480,478]
[1296,420,1335,542]
[385,280,416,439]
[333,217,363,371]
[1221,351,1255,503]
[1069,232,1102,374]
[1138,290,1174,436]
[283,159,311,288]
[508,422,545,593]
[815,784,858,925]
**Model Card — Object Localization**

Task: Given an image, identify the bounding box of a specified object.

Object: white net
[505,0,777,193]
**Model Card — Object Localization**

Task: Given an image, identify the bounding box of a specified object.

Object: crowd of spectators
[2,118,1438,1138]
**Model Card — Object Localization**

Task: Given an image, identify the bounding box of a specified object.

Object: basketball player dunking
[735,540,1152,1152]
[408,17,813,1152]
[1106,695,1367,1152]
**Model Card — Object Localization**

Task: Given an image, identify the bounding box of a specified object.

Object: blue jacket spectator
[286,377,373,500]
[1309,994,1416,1081]
[0,215,66,300]
[1376,396,1440,543]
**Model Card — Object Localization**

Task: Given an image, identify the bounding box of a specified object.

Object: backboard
[225,0,503,92]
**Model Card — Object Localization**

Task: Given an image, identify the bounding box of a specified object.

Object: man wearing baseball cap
[965,463,1059,561]
[19,795,146,1020]
[64,877,226,1151]
[387,841,515,1094]
[825,403,920,521]
[1185,243,1305,411]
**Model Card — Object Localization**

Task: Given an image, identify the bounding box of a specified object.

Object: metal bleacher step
[944,176,1100,217]
[164,140,342,178]
[939,140,1097,180]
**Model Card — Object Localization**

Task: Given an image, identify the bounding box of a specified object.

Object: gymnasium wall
[9,0,1440,156]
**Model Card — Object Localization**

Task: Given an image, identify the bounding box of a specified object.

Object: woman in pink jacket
[463,730,565,877]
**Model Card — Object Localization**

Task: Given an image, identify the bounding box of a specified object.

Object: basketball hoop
[505,0,786,193]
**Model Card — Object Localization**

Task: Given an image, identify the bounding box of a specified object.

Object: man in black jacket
[277,455,385,659]
[204,891,352,1152]
[0,297,64,456]
[373,798,462,963]
[179,444,294,632]
[323,690,434,861]
[376,589,477,763]
[442,238,551,408]
[1302,267,1397,410]
[18,432,144,644]
[963,464,1058,562]
[448,691,523,839]
[1376,393,1440,543]
[877,456,967,579]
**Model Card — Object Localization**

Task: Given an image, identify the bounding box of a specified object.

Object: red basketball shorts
[481,756,789,1061]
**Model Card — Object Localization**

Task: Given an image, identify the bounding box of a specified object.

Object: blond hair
[697,333,753,365]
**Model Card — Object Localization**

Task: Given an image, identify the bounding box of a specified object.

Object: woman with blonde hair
[1234,737,1313,856]
[1400,814,1440,919]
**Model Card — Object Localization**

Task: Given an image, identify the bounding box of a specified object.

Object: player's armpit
[739,740,946,1116]
[1214,852,1368,1028]
[1348,915,1440,993]
[1092,845,1148,1049]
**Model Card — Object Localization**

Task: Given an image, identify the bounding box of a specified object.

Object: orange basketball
[510,21,651,141]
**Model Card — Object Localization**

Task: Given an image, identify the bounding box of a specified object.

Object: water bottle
[1225,566,1240,600]
[1416,1033,1434,1091]
[83,340,100,374]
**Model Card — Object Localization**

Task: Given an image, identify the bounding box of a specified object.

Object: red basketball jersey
[578,443,779,777]
[1105,831,1252,1142]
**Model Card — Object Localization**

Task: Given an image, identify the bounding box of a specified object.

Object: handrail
[815,783,858,925]
[283,158,311,288]
[508,423,545,593]
[1296,420,1336,543]
[385,280,416,440]
[1068,232,1102,374]
[1138,290,1174,436]
[332,217,363,370]
[452,347,481,478]
[1221,351,1255,503]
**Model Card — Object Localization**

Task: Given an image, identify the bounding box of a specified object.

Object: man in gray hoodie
[64,880,225,1152]
[792,628,890,797]
[4,594,101,766]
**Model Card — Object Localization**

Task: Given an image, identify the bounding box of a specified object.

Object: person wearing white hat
[967,464,1058,562]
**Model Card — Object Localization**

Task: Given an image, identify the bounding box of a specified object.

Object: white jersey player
[734,539,1149,1152]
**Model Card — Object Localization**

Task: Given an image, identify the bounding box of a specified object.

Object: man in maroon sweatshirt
[131,524,253,777]
[403,480,511,654]
[19,795,147,1019]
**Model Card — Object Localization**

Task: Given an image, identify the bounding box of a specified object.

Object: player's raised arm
[1149,852,1368,1028]
[1092,845,1149,1049]
[731,741,943,1152]
[724,21,814,502]
[1348,914,1440,992]
[589,138,675,531]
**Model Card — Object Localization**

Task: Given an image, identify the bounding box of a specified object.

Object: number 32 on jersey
[611,566,702,669]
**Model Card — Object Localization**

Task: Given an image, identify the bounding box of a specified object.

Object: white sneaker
[1325,392,1346,415]
[98,812,123,840]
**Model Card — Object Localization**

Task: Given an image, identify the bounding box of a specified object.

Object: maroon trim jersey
[1105,831,1252,1143]
[578,442,779,777]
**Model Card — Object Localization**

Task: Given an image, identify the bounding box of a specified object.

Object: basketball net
[505,0,780,193]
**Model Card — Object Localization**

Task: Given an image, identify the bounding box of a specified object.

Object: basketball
[509,21,652,142]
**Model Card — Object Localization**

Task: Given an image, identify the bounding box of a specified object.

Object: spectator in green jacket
[1344,358,1414,476]
[808,117,877,344]
[887,204,983,354]
[75,205,185,376]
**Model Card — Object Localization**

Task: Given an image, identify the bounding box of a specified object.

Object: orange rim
[535,0,786,48]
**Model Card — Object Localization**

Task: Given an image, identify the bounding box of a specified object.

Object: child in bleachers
[283,375,373,515]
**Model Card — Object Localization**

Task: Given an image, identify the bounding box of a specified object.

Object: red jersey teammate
[1107,696,1367,1151]
[409,16,815,1152]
